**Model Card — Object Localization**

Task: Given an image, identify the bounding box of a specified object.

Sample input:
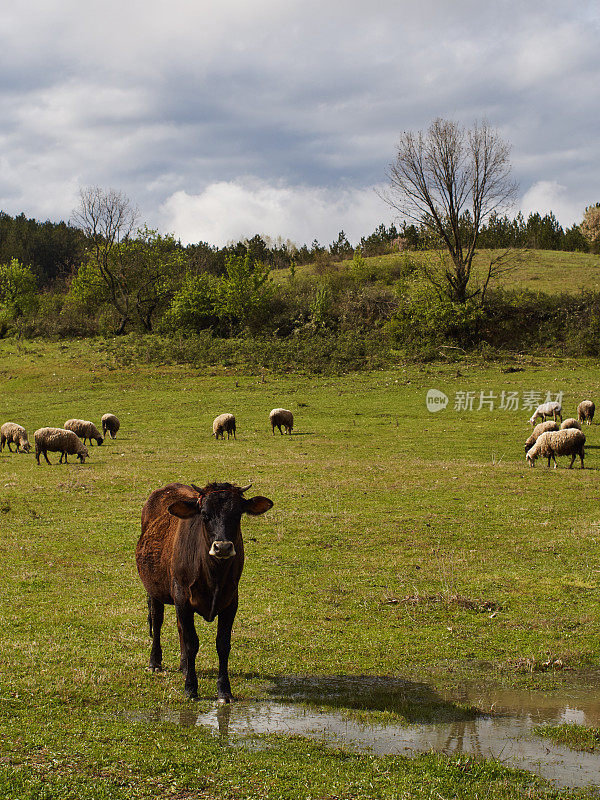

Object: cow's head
[168,483,273,559]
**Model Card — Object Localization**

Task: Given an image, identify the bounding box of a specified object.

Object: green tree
[0,258,38,316]
[216,254,273,334]
[69,227,186,333]
[163,272,220,332]
[71,186,138,333]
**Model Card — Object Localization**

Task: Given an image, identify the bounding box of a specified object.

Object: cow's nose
[211,540,235,558]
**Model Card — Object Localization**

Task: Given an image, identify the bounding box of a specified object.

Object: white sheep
[524,420,559,452]
[269,408,293,435]
[0,422,31,453]
[101,413,120,439]
[35,428,89,464]
[526,428,585,469]
[578,400,595,425]
[213,413,236,440]
[528,401,562,426]
[560,418,582,431]
[64,419,104,446]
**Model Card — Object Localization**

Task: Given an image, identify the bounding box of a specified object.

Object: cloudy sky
[1,0,599,246]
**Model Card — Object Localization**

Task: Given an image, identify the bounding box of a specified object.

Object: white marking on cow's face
[209,541,236,559]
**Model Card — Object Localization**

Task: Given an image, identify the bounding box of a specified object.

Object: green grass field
[1,339,600,798]
[279,249,600,296]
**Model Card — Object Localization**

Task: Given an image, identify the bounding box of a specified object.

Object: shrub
[161,272,220,333]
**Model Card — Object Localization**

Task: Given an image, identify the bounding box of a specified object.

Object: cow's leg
[176,615,187,673]
[175,604,199,699]
[148,596,164,671]
[216,596,238,702]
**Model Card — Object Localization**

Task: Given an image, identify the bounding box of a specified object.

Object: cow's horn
[239,483,252,493]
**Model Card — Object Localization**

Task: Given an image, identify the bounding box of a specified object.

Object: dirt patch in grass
[383,593,502,613]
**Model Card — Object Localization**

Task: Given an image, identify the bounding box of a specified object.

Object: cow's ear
[244,496,274,515]
[168,500,200,518]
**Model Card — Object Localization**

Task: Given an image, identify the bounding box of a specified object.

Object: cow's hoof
[218,693,233,704]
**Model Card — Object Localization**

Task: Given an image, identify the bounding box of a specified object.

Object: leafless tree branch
[380,118,518,302]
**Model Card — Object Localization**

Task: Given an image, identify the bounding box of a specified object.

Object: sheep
[0,422,31,453]
[64,419,104,446]
[525,428,585,469]
[578,400,595,425]
[213,413,236,440]
[560,418,582,431]
[101,413,120,439]
[528,401,562,426]
[524,420,559,452]
[269,408,293,435]
[34,428,89,465]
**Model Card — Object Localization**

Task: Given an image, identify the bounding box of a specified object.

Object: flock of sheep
[2,397,595,469]
[0,414,120,464]
[525,400,595,469]
[0,408,295,464]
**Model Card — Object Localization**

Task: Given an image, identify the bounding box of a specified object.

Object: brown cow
[136,481,273,701]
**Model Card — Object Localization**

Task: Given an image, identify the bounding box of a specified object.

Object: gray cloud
[0,0,598,243]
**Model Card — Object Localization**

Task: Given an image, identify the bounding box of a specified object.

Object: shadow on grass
[263,674,478,724]
[188,670,476,723]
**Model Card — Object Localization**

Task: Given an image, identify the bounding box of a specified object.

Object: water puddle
[132,675,600,789]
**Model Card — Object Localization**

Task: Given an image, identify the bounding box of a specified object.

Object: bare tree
[580,203,600,252]
[382,118,518,303]
[71,186,139,333]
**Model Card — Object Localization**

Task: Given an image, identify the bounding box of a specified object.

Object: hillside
[277,249,600,296]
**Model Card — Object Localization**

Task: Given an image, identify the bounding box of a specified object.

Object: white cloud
[519,181,584,227]
[160,179,391,246]
[0,0,599,240]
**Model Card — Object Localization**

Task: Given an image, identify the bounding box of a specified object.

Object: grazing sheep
[213,413,236,440]
[64,419,104,446]
[528,401,562,426]
[526,428,585,469]
[269,408,293,435]
[0,422,31,453]
[34,428,89,465]
[561,418,582,431]
[578,400,595,425]
[101,413,120,439]
[524,420,559,452]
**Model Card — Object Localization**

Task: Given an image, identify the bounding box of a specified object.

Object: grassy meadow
[1,338,600,798]
[279,248,600,295]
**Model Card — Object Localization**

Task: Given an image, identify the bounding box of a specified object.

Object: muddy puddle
[133,675,600,789]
